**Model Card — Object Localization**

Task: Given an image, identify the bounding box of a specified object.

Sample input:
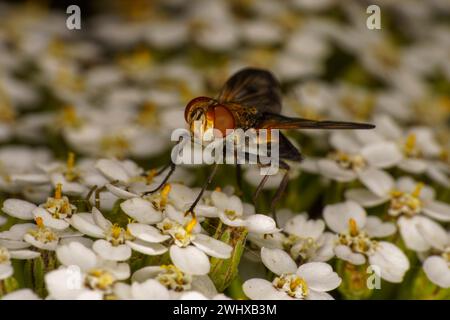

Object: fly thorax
[388,183,423,218]
[330,151,367,171]
[0,247,11,264]
[272,273,309,299]
[156,265,192,292]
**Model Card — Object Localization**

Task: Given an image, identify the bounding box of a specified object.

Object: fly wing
[218,68,282,114]
[257,113,375,130]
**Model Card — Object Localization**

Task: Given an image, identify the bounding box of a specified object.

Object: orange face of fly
[184,97,236,138]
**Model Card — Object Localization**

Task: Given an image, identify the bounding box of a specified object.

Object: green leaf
[209,226,248,292]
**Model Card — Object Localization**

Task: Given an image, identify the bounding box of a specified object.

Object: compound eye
[184,97,212,122]
[214,105,235,137]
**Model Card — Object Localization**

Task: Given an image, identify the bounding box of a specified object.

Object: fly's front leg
[144,161,176,195]
[270,161,290,226]
[185,163,219,217]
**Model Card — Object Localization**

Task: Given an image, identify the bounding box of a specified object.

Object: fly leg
[185,163,219,217]
[269,161,290,226]
[252,174,269,204]
[144,161,176,195]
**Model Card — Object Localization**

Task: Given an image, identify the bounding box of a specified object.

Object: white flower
[155,206,232,275]
[0,245,40,280]
[323,201,409,283]
[1,289,41,300]
[46,242,130,300]
[318,131,402,184]
[115,264,219,299]
[201,190,279,234]
[243,247,341,300]
[346,175,450,251]
[70,207,166,261]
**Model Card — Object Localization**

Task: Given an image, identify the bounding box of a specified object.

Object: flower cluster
[0,0,449,300]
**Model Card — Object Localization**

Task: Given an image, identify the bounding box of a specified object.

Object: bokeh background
[0,0,449,210]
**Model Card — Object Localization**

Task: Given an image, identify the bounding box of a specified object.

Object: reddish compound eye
[213,105,235,137]
[184,96,213,122]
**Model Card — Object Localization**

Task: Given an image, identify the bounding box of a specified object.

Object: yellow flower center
[157,218,194,247]
[85,269,116,293]
[28,221,58,244]
[403,134,421,158]
[389,183,423,217]
[331,151,367,171]
[338,218,377,255]
[0,247,11,264]
[156,265,192,292]
[106,224,132,246]
[273,274,309,299]
[43,184,75,219]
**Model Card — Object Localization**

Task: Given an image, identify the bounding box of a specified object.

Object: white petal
[306,290,334,300]
[70,213,105,238]
[130,279,170,300]
[364,216,396,238]
[345,188,388,207]
[92,207,112,230]
[426,166,450,188]
[358,168,394,197]
[33,207,70,230]
[398,216,430,252]
[2,199,36,220]
[368,241,409,283]
[131,266,163,283]
[95,159,130,182]
[334,245,366,265]
[423,201,450,222]
[243,278,288,300]
[192,234,232,259]
[284,215,324,240]
[1,289,40,300]
[0,223,36,240]
[245,214,279,234]
[398,159,427,174]
[323,201,366,233]
[120,198,163,224]
[415,216,449,251]
[423,256,450,288]
[297,262,341,292]
[45,268,84,300]
[169,245,210,275]
[9,249,40,259]
[56,242,97,271]
[127,223,169,243]
[211,191,243,215]
[260,247,297,276]
[92,240,131,261]
[318,159,357,182]
[125,240,168,256]
[0,264,13,280]
[24,233,58,251]
[361,142,402,169]
[105,183,140,199]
